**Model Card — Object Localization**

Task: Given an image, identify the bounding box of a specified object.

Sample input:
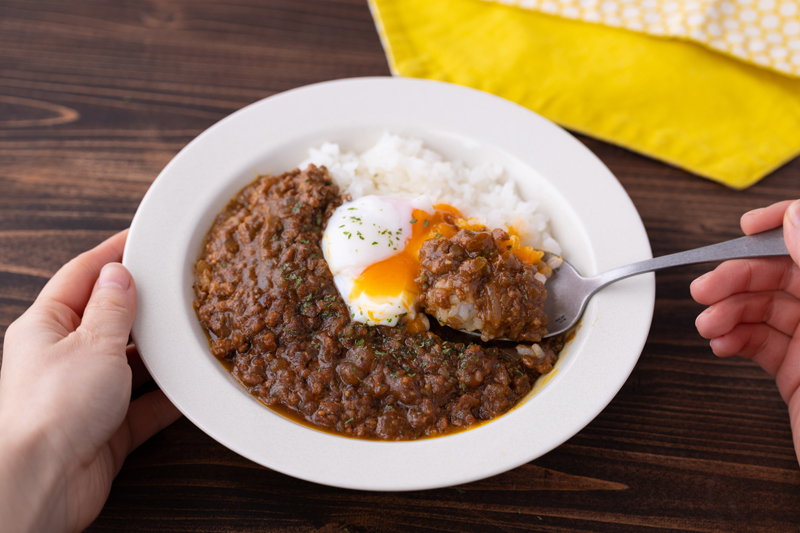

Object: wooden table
[2,1,800,531]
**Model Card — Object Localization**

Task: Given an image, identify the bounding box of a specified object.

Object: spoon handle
[590,227,789,291]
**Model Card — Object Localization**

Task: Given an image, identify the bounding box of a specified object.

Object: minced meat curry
[193,165,563,441]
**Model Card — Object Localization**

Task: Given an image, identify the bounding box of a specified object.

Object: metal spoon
[541,227,789,338]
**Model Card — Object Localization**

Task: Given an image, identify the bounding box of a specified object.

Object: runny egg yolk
[349,205,460,311]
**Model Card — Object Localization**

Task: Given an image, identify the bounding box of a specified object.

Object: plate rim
[124,76,654,491]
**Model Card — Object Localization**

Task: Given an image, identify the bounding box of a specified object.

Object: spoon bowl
[541,255,594,337]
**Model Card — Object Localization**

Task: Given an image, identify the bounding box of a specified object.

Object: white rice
[300,133,560,254]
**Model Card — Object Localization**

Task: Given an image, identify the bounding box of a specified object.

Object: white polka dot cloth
[490,0,800,76]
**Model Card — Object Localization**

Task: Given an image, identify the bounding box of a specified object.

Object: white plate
[124,77,654,491]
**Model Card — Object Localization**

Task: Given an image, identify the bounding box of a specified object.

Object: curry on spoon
[446,227,788,341]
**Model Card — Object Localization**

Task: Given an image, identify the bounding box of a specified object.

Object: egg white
[322,195,433,327]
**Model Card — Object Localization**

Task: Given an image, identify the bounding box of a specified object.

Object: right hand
[691,200,800,464]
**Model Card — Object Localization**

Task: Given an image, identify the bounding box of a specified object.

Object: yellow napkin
[369,0,800,189]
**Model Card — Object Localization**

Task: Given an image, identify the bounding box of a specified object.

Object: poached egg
[321,195,545,331]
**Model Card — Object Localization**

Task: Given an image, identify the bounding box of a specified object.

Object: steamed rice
[300,133,561,255]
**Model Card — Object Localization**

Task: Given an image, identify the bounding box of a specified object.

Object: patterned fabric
[368,0,800,188]
[488,0,800,77]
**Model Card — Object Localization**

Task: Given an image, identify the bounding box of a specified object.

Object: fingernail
[708,337,719,354]
[691,272,710,286]
[98,263,131,290]
[789,200,800,228]
[697,305,713,319]
[743,207,763,218]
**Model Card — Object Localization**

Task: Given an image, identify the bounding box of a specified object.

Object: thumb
[79,262,137,354]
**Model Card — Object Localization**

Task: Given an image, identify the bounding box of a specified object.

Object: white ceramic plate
[124,77,654,491]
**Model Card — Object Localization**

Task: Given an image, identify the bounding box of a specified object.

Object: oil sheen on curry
[193,165,565,441]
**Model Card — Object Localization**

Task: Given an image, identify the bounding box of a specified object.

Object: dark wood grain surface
[2,1,800,531]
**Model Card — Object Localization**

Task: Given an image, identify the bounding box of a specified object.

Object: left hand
[0,230,181,533]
